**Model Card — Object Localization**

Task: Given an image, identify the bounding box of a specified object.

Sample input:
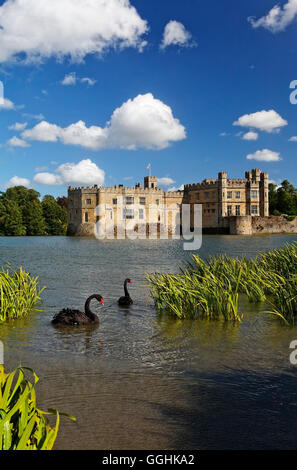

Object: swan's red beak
[130,280,133,284]
[100,299,104,305]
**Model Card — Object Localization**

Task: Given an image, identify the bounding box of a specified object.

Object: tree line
[0,186,68,236]
[269,180,297,218]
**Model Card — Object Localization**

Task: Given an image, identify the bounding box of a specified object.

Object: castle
[67,169,269,237]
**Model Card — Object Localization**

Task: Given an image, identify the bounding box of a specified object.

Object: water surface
[0,234,297,450]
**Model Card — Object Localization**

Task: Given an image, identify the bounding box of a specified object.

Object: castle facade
[67,169,269,237]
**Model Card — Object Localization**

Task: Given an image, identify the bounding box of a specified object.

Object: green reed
[0,265,45,323]
[147,242,297,325]
[0,366,75,450]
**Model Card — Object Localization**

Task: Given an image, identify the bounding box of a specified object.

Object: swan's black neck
[124,280,130,297]
[84,295,98,320]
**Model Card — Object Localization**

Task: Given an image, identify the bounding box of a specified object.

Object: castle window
[196,192,200,201]
[227,191,232,199]
[204,192,209,200]
[110,211,113,220]
[251,205,258,215]
[235,191,240,199]
[112,198,117,205]
[235,205,241,216]
[212,209,215,213]
[251,190,258,199]
[124,196,134,205]
[139,208,144,220]
[84,212,89,222]
[139,197,146,205]
[86,199,92,205]
[156,199,159,206]
[212,192,216,200]
[227,205,232,216]
[123,208,134,219]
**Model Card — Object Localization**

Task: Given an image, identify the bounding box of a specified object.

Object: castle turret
[144,176,157,189]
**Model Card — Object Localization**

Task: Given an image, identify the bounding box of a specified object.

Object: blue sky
[0,0,297,198]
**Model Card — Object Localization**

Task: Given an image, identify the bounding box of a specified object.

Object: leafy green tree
[23,199,46,236]
[5,186,46,235]
[0,186,69,237]
[42,195,68,235]
[269,180,297,216]
[0,197,26,236]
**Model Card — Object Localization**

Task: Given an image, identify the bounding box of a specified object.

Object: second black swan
[51,294,104,325]
[118,278,133,306]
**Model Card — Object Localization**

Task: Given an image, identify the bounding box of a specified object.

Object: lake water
[0,234,297,450]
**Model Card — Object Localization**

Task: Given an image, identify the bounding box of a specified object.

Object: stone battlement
[67,169,270,237]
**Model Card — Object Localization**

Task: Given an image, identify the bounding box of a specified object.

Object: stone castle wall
[252,216,297,234]
[67,170,297,237]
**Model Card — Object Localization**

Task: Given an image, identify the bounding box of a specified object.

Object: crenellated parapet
[165,191,184,197]
[98,186,164,194]
[184,180,218,190]
[67,169,270,236]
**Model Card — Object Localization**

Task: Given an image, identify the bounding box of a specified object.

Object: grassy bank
[0,366,75,450]
[0,266,45,323]
[146,242,297,325]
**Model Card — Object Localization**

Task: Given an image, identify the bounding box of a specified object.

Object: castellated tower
[144,176,158,189]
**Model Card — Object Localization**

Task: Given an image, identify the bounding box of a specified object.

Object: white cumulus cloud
[22,121,62,142]
[34,159,105,186]
[160,20,196,49]
[289,136,297,141]
[246,149,282,162]
[248,0,297,33]
[0,0,148,64]
[22,93,186,150]
[7,136,30,147]
[157,177,175,186]
[4,176,31,189]
[61,72,77,86]
[242,131,258,141]
[233,110,287,133]
[0,98,15,110]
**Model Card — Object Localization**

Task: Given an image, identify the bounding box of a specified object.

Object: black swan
[118,278,133,306]
[51,294,103,325]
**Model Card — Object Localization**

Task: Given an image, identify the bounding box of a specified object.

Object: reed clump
[147,242,297,325]
[0,265,45,323]
[0,366,76,450]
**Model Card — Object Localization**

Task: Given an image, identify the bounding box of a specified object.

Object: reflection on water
[0,234,297,449]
